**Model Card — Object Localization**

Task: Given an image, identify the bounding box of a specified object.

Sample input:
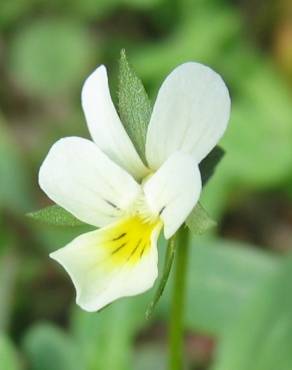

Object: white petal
[146,62,231,169]
[50,217,161,311]
[39,137,141,228]
[81,65,149,180]
[143,152,201,238]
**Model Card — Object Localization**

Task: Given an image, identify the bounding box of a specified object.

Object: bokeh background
[1,0,292,369]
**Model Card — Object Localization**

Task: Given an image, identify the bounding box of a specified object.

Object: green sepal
[27,205,86,227]
[145,236,176,319]
[199,145,225,186]
[185,202,217,235]
[118,49,152,165]
[185,147,224,234]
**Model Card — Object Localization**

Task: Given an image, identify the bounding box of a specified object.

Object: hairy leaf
[118,49,152,164]
[185,203,217,234]
[27,205,85,227]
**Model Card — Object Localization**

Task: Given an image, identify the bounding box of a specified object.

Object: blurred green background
[1,0,292,369]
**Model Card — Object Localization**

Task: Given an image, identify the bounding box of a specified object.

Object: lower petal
[50,216,162,312]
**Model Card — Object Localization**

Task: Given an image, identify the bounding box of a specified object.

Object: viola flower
[39,62,230,311]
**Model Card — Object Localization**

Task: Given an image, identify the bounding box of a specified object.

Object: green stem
[169,227,189,370]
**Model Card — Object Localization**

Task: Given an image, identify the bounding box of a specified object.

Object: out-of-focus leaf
[118,49,152,164]
[71,297,150,370]
[0,335,21,370]
[133,344,167,370]
[0,0,33,28]
[156,238,280,336]
[221,96,292,187]
[124,0,162,7]
[9,19,94,96]
[0,251,18,331]
[27,205,86,227]
[199,146,225,186]
[146,236,175,319]
[70,0,117,20]
[32,223,94,254]
[22,323,82,370]
[185,203,217,235]
[0,116,33,211]
[132,9,240,83]
[212,256,292,370]
[70,0,162,20]
[184,239,280,335]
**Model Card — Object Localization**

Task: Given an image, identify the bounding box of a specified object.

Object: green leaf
[118,49,152,164]
[22,323,82,370]
[212,256,292,370]
[27,205,86,227]
[0,335,21,370]
[146,236,176,319]
[185,203,217,235]
[199,146,225,186]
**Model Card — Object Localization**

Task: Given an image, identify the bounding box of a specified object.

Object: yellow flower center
[101,214,161,266]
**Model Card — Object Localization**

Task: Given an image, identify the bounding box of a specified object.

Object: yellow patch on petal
[101,215,161,266]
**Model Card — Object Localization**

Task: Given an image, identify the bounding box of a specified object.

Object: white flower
[39,62,230,312]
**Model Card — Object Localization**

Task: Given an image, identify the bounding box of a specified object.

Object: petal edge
[146,62,231,169]
[50,218,161,312]
[82,65,149,180]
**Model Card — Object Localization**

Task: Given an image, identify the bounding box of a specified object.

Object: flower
[39,62,230,312]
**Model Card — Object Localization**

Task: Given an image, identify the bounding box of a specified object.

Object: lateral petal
[39,137,141,228]
[143,151,201,238]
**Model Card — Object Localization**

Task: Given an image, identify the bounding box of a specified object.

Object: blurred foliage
[212,255,292,370]
[0,335,21,370]
[0,116,33,212]
[22,323,82,370]
[1,0,292,369]
[9,19,94,96]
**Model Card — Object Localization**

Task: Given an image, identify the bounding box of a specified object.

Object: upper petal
[143,151,202,239]
[146,62,231,169]
[39,137,141,228]
[50,216,161,311]
[81,65,149,180]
